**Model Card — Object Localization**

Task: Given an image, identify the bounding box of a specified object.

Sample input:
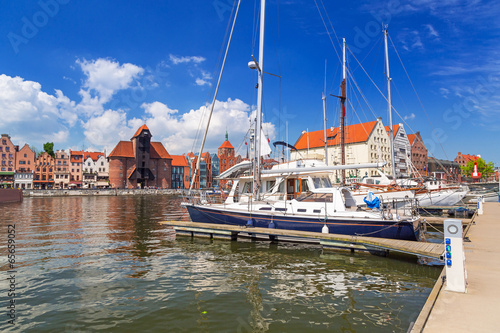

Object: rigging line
[348,76,371,123]
[346,66,378,120]
[388,33,449,160]
[313,0,341,63]
[350,35,383,75]
[190,0,239,155]
[347,44,388,105]
[189,0,242,192]
[319,0,342,58]
[251,0,259,54]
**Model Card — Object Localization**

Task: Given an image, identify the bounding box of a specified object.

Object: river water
[1,195,441,332]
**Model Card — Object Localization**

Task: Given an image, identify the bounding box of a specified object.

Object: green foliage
[43,142,55,158]
[460,157,495,179]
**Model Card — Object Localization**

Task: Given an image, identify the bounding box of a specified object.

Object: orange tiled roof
[108,141,134,158]
[70,150,84,156]
[84,151,105,161]
[150,142,172,159]
[131,124,150,139]
[294,120,378,150]
[171,155,189,167]
[407,133,416,145]
[384,124,400,138]
[186,152,196,158]
[219,140,234,149]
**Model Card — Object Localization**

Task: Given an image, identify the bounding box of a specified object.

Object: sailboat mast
[253,0,266,200]
[384,29,397,179]
[340,38,346,185]
[323,60,328,165]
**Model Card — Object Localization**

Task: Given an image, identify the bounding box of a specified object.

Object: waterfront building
[108,125,172,189]
[407,132,428,177]
[385,124,411,178]
[69,150,84,188]
[216,132,242,189]
[455,152,478,168]
[34,152,55,189]
[171,155,190,189]
[427,157,461,183]
[186,152,213,189]
[0,134,17,187]
[82,151,108,188]
[54,149,70,189]
[292,118,393,180]
[14,144,36,189]
[211,153,219,187]
[14,171,33,189]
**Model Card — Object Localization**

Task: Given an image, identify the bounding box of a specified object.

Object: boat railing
[182,190,226,205]
[379,196,420,220]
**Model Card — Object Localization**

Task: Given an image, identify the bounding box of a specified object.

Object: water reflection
[1,195,440,332]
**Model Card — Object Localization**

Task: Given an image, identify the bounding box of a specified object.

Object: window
[1,140,5,145]
[6,147,10,152]
[24,153,26,157]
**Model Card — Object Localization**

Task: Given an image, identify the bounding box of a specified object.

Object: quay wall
[23,188,189,197]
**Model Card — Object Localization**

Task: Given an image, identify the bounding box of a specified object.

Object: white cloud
[169,54,206,65]
[195,70,213,86]
[82,109,138,150]
[404,113,416,121]
[77,58,144,115]
[0,74,77,146]
[425,24,439,38]
[136,98,275,155]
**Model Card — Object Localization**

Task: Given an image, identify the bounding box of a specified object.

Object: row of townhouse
[0,134,109,189]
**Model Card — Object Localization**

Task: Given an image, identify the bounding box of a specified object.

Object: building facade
[14,144,35,189]
[82,152,108,188]
[55,150,70,189]
[385,124,411,178]
[108,125,172,189]
[1,134,17,187]
[70,151,84,188]
[171,155,190,189]
[427,157,461,183]
[216,132,242,189]
[292,118,393,180]
[407,132,428,177]
[34,152,55,189]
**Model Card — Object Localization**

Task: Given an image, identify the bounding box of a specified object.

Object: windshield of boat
[312,177,332,189]
[295,192,333,202]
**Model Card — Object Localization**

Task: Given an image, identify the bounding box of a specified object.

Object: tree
[43,142,55,158]
[460,157,495,180]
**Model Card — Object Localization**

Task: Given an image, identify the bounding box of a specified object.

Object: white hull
[416,190,467,206]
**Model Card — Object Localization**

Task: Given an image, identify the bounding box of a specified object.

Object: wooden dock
[160,220,444,260]
[411,202,500,332]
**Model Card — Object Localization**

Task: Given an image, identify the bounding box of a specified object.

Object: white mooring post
[444,219,467,293]
[477,196,484,215]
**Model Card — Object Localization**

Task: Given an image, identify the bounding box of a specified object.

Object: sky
[1,0,499,165]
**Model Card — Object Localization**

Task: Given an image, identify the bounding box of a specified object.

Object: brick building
[407,132,428,177]
[108,125,172,189]
[455,152,478,168]
[427,157,461,183]
[186,152,213,189]
[217,132,241,189]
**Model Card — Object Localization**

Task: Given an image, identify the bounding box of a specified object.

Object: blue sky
[1,0,499,165]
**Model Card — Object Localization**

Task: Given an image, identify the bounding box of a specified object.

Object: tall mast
[323,60,328,165]
[384,29,397,179]
[253,0,265,200]
[340,38,346,185]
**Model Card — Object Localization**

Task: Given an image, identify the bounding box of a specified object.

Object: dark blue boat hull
[185,204,419,241]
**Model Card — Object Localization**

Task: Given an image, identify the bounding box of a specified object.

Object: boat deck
[160,220,444,259]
